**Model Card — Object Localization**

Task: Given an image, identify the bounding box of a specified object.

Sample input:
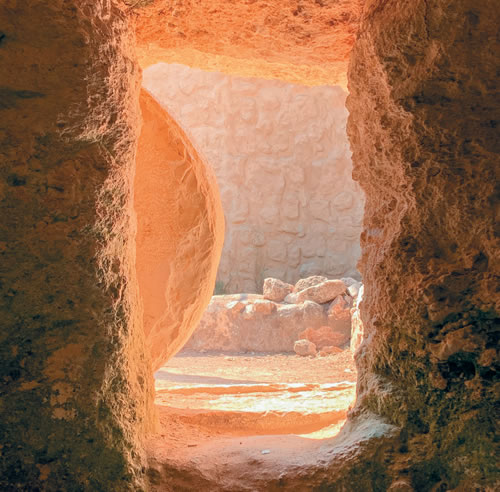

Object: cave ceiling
[130,0,364,87]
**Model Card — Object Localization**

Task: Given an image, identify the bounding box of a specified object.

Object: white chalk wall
[143,63,364,293]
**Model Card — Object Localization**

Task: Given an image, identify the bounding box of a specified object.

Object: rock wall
[136,89,225,370]
[132,0,364,87]
[0,2,155,489]
[143,64,364,293]
[347,0,500,489]
[3,0,499,490]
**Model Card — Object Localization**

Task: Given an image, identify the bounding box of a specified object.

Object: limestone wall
[143,64,365,293]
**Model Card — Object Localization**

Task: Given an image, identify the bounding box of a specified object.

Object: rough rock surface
[143,64,364,292]
[350,285,365,353]
[3,0,499,490]
[263,277,293,302]
[132,0,363,87]
[340,276,359,288]
[284,292,299,304]
[347,282,361,298]
[294,339,317,357]
[346,0,500,489]
[296,279,347,304]
[328,295,352,322]
[184,274,356,353]
[0,2,154,489]
[183,295,329,353]
[135,89,224,371]
[299,326,350,350]
[294,275,328,293]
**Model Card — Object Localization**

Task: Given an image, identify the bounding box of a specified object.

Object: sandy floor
[147,351,358,490]
[156,349,357,387]
[155,350,356,430]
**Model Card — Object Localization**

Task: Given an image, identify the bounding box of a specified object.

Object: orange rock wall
[346,0,500,488]
[143,64,364,292]
[2,0,499,490]
[135,89,225,370]
[133,0,363,87]
[0,1,155,489]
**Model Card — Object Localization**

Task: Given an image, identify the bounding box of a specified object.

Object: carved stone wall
[3,0,498,490]
[0,2,155,489]
[143,63,365,293]
[346,0,500,488]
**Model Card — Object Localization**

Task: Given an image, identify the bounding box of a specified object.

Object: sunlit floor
[154,350,357,439]
[147,351,357,488]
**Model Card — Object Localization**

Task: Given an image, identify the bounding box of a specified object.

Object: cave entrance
[141,63,365,477]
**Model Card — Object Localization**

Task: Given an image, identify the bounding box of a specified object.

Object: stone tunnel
[0,0,498,490]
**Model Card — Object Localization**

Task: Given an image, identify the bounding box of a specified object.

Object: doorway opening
[141,63,366,482]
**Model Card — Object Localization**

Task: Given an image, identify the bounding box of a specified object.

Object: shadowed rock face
[132,0,364,87]
[0,1,155,489]
[347,0,499,488]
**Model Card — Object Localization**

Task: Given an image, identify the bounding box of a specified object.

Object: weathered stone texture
[183,294,329,353]
[299,326,349,350]
[135,89,225,371]
[133,0,363,87]
[295,279,347,304]
[347,0,500,488]
[350,285,365,353]
[294,339,317,357]
[0,1,154,489]
[143,63,365,292]
[263,277,293,302]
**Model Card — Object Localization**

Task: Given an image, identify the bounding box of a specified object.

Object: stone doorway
[139,63,366,489]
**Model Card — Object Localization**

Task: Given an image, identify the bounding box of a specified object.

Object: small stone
[342,294,353,307]
[328,296,351,321]
[296,279,347,304]
[294,339,317,357]
[241,304,256,319]
[252,300,277,315]
[294,275,328,293]
[226,300,244,314]
[263,277,293,302]
[347,282,361,298]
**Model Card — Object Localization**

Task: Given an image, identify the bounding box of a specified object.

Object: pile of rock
[183,275,363,355]
[265,276,362,357]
